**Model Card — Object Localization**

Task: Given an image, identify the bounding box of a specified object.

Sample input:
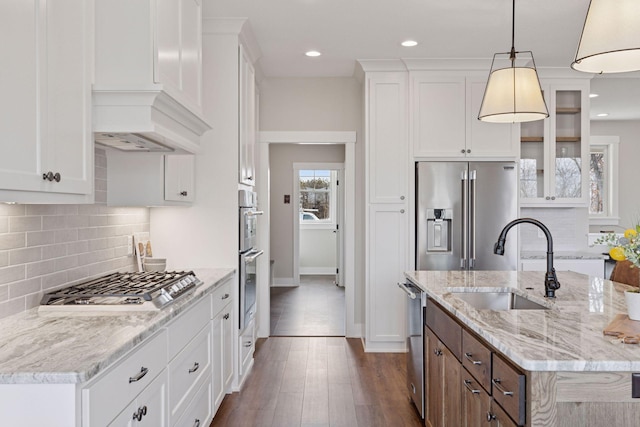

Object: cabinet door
[367,73,408,204]
[426,329,443,427]
[211,308,224,410]
[425,328,461,427]
[108,371,168,427]
[239,44,256,186]
[367,205,407,345]
[0,0,92,197]
[411,74,466,158]
[488,400,518,427]
[466,79,518,158]
[165,155,195,202]
[461,369,491,427]
[179,0,202,110]
[222,303,233,391]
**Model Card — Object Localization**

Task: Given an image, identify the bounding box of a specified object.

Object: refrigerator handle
[461,170,468,269]
[469,170,477,268]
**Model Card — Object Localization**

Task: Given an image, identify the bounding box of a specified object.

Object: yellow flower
[624,229,638,239]
[610,247,627,261]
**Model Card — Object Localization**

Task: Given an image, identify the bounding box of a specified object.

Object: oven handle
[397,282,417,299]
[245,210,264,217]
[244,250,264,263]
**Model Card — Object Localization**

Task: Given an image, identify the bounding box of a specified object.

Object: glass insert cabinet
[520,81,590,207]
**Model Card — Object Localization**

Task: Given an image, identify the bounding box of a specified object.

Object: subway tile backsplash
[0,148,149,319]
[519,207,589,252]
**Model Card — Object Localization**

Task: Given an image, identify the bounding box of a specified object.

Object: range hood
[92,87,211,154]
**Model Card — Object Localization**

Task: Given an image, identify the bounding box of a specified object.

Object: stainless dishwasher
[398,281,426,418]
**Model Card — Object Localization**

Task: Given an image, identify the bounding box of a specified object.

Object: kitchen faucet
[493,218,560,298]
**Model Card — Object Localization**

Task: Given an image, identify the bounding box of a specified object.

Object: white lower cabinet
[238,318,256,385]
[211,278,234,413]
[175,377,212,427]
[108,371,168,427]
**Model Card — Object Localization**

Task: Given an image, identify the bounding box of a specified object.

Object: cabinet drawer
[84,330,168,427]
[211,278,232,317]
[175,376,213,427]
[240,319,255,376]
[462,329,492,392]
[489,398,518,427]
[425,297,462,361]
[169,324,211,424]
[491,354,525,426]
[167,296,211,360]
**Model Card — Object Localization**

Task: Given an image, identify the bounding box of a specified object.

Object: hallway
[209,337,422,427]
[270,275,345,336]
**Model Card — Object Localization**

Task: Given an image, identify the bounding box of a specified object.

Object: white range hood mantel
[93,86,212,154]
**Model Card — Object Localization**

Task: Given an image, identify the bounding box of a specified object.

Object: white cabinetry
[365,72,409,351]
[520,259,604,279]
[210,279,233,412]
[411,73,518,159]
[106,152,195,206]
[519,79,590,207]
[239,44,257,186]
[0,0,93,204]
[108,372,168,427]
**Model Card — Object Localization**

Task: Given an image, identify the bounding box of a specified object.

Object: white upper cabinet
[94,0,210,154]
[411,72,518,159]
[519,79,590,207]
[367,72,409,204]
[0,0,94,204]
[239,44,257,186]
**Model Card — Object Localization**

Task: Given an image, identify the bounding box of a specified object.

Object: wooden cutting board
[603,314,640,344]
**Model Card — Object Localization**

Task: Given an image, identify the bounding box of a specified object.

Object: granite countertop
[405,270,640,372]
[0,268,234,385]
[520,251,607,260]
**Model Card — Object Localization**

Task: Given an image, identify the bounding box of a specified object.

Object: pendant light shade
[478,52,549,123]
[478,0,548,123]
[572,0,640,73]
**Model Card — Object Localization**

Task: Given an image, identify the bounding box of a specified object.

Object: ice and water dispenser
[426,208,452,253]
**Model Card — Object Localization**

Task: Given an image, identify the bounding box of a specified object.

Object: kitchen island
[406,270,640,427]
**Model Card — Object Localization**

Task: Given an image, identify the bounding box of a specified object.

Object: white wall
[259,76,364,323]
[520,207,590,251]
[591,120,640,230]
[269,144,344,281]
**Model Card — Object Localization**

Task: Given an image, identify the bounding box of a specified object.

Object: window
[299,169,337,224]
[589,136,619,225]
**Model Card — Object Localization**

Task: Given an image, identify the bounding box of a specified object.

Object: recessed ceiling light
[305,50,321,57]
[401,40,418,47]
[597,113,609,117]
[589,93,599,98]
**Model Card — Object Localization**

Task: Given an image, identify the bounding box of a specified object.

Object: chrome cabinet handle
[433,348,443,356]
[129,366,149,383]
[42,171,61,182]
[221,293,230,300]
[223,313,230,320]
[461,149,466,154]
[188,362,200,374]
[53,172,60,182]
[463,379,481,394]
[132,405,147,421]
[551,196,556,200]
[487,412,496,422]
[464,352,482,365]
[193,419,201,427]
[492,378,514,396]
[545,196,551,200]
[400,209,405,213]
[180,190,188,196]
[400,195,405,200]
[466,149,471,153]
[245,210,264,217]
[244,341,252,348]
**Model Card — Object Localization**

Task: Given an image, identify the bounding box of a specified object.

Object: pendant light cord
[510,0,516,62]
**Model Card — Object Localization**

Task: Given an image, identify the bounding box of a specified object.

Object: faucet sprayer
[494,218,560,298]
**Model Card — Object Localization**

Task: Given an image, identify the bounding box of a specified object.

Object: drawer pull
[223,313,230,320]
[129,366,149,383]
[132,405,147,421]
[244,341,252,348]
[180,190,188,196]
[193,419,201,427]
[486,411,496,422]
[492,378,514,396]
[188,362,200,374]
[433,348,443,357]
[464,352,482,365]
[463,379,481,394]
[221,293,230,300]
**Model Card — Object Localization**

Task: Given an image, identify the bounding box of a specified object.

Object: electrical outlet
[127,235,133,256]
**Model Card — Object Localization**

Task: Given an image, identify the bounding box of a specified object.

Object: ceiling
[206,0,640,120]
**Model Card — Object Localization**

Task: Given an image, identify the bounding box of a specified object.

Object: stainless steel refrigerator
[416,161,517,270]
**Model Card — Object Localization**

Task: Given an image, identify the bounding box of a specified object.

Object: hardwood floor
[210,337,423,427]
[270,275,345,336]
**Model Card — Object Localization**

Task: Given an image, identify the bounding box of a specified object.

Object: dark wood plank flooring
[210,337,423,427]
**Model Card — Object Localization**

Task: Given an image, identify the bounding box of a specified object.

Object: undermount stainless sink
[449,290,549,310]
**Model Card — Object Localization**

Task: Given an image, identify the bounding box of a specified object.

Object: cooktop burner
[40,271,203,310]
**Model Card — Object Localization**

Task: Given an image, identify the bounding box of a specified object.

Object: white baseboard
[271,277,298,287]
[299,267,336,275]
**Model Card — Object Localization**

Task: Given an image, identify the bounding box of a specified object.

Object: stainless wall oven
[239,190,263,331]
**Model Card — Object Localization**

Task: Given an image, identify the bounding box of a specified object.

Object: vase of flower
[625,290,640,321]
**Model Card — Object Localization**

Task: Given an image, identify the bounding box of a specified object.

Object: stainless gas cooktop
[40,271,203,311]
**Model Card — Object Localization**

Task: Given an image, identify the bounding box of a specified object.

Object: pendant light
[572,0,640,73]
[478,0,549,123]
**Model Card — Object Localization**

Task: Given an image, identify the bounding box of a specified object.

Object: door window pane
[300,169,331,221]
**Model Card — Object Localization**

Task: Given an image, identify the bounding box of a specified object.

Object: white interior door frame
[257,131,357,338]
